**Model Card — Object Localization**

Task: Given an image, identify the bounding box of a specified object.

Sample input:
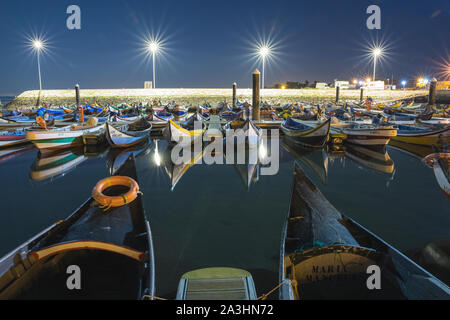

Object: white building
[363,81,385,90]
[334,80,349,89]
[144,81,153,89]
[315,82,329,89]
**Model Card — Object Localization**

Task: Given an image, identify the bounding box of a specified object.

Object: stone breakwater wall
[6,88,433,110]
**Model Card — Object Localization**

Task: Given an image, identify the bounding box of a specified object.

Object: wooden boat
[155,108,174,121]
[26,121,103,152]
[0,155,155,299]
[164,115,205,146]
[281,118,331,148]
[219,110,243,121]
[391,125,449,146]
[224,118,261,149]
[198,105,210,118]
[342,125,397,146]
[29,147,87,182]
[176,268,257,300]
[105,118,152,148]
[345,145,395,175]
[418,118,450,126]
[279,163,450,300]
[423,153,449,197]
[0,128,28,148]
[173,105,188,116]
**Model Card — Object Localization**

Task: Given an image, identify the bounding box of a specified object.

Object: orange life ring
[92,176,139,209]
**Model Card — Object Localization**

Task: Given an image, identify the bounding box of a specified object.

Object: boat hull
[343,128,397,146]
[105,123,151,148]
[391,126,449,146]
[26,125,103,151]
[281,119,331,148]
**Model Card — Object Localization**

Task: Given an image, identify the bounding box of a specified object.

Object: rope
[256,280,291,300]
[141,295,167,300]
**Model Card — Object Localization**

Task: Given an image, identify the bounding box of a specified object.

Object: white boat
[105,119,152,148]
[418,118,450,125]
[224,118,261,148]
[342,125,397,146]
[26,123,103,152]
[164,116,205,146]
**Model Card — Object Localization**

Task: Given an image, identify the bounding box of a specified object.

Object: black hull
[0,155,155,300]
[280,163,450,300]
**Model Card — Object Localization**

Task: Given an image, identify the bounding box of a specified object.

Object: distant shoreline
[5,88,445,110]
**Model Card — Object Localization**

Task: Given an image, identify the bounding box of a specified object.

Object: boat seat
[31,240,146,262]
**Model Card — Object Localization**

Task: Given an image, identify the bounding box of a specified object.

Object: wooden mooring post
[335,85,340,103]
[252,70,260,121]
[232,82,237,109]
[428,78,437,106]
[360,88,364,103]
[75,84,83,122]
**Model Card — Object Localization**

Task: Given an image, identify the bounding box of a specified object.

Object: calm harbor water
[0,137,448,298]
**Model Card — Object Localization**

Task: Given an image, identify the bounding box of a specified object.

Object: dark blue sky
[0,0,449,95]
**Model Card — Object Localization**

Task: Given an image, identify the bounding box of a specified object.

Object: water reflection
[281,138,328,185]
[106,141,152,175]
[0,135,448,298]
[345,145,395,176]
[388,140,433,160]
[30,148,88,182]
[29,145,108,182]
[0,144,35,165]
[163,142,205,191]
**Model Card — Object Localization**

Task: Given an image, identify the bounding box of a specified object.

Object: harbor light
[280,84,286,89]
[365,77,371,83]
[401,80,407,89]
[31,38,45,91]
[147,40,160,88]
[32,40,43,50]
[353,79,358,85]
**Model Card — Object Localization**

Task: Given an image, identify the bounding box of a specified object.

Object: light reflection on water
[0,138,448,298]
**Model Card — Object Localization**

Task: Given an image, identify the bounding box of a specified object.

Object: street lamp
[401,80,407,90]
[147,41,159,88]
[258,45,270,90]
[372,47,382,81]
[32,39,44,91]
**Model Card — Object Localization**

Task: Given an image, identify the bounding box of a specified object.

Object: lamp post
[401,80,407,90]
[32,39,44,91]
[259,46,270,90]
[148,41,159,88]
[372,47,382,81]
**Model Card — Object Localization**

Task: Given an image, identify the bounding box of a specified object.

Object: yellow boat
[391,125,449,146]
